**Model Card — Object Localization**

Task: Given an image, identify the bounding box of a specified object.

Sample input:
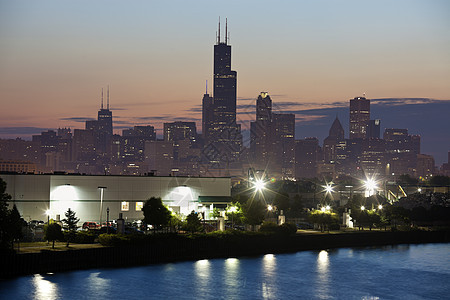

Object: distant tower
[204,18,241,165]
[323,117,345,163]
[202,80,213,140]
[349,96,370,139]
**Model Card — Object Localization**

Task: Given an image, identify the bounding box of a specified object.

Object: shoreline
[1,230,449,279]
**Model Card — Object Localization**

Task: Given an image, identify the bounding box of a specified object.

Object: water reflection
[262,254,277,299]
[32,274,59,300]
[87,272,111,297]
[316,250,330,299]
[194,259,211,296]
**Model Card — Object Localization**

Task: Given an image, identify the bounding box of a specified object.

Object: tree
[308,210,339,232]
[209,207,221,219]
[8,204,25,250]
[142,197,171,231]
[0,178,13,249]
[290,194,304,218]
[62,208,80,247]
[45,223,64,249]
[273,192,290,214]
[241,199,266,230]
[184,211,203,234]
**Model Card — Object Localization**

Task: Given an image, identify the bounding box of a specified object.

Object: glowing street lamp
[254,179,266,193]
[267,205,273,212]
[361,206,365,211]
[364,178,377,197]
[325,205,331,211]
[98,186,107,227]
[378,204,383,210]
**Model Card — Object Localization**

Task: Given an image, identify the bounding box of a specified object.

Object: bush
[259,222,279,233]
[259,222,298,235]
[73,231,96,244]
[278,223,298,235]
[98,234,130,246]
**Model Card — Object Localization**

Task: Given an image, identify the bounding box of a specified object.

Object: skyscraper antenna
[107,85,110,110]
[101,88,104,109]
[206,80,208,94]
[225,18,228,44]
[218,17,221,44]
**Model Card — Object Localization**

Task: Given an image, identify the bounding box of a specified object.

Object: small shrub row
[260,222,297,235]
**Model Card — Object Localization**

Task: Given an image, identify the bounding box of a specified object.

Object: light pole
[106,207,110,234]
[98,186,107,228]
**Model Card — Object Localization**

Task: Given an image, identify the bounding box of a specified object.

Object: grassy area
[14,242,105,253]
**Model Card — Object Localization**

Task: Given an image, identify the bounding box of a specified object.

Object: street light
[45,209,51,224]
[364,178,377,197]
[361,206,365,211]
[378,204,383,210]
[267,205,273,212]
[106,207,110,234]
[98,186,107,227]
[254,179,265,193]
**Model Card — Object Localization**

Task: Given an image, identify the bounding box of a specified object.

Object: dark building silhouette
[250,92,294,178]
[295,138,320,179]
[323,117,345,164]
[204,19,242,166]
[349,96,370,139]
[250,92,272,169]
[384,128,420,177]
[368,119,381,139]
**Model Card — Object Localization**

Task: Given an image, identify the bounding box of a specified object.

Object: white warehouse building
[0,174,231,224]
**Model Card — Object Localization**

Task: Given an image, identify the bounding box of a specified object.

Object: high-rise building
[384,128,420,176]
[202,83,214,141]
[204,19,242,165]
[368,119,381,139]
[349,96,370,139]
[323,117,345,163]
[250,92,273,168]
[86,88,113,156]
[295,138,320,179]
[272,113,295,178]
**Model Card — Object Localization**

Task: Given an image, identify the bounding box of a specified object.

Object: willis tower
[203,18,242,166]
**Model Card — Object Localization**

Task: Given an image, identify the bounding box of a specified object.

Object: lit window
[136,202,143,211]
[121,201,129,211]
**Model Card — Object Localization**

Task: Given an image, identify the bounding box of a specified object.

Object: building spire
[206,80,208,94]
[101,88,104,109]
[107,85,110,110]
[218,17,221,44]
[225,18,228,44]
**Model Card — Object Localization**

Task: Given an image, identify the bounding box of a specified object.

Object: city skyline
[1,1,449,164]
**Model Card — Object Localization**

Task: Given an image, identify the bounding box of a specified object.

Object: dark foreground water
[1,243,449,300]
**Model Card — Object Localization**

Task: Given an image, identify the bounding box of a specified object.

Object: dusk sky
[1,1,449,164]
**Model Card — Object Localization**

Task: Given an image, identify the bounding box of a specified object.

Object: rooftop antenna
[107,85,110,110]
[206,80,208,94]
[225,18,228,44]
[101,88,104,109]
[218,17,221,44]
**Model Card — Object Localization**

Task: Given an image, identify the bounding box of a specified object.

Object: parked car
[82,222,99,230]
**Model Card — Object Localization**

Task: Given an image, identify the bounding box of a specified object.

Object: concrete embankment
[1,230,449,279]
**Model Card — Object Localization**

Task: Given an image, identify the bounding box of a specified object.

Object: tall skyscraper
[349,96,370,139]
[250,92,272,167]
[204,19,242,165]
[323,117,345,163]
[86,87,113,156]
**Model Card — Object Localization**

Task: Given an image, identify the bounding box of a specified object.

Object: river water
[1,243,449,300]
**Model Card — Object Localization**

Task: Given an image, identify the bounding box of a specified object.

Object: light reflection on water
[1,243,449,300]
[32,274,59,300]
[262,254,277,299]
[316,250,330,299]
